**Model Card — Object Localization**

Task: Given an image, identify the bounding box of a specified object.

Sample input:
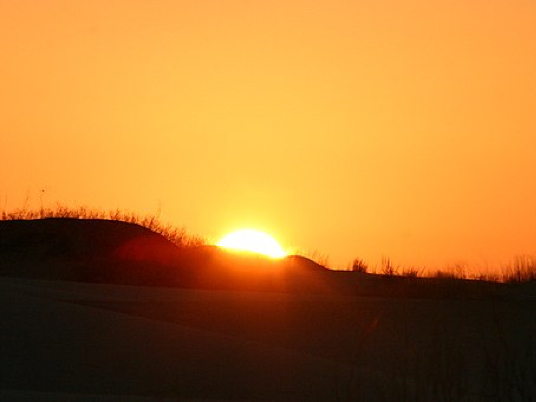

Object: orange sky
[1,0,535,271]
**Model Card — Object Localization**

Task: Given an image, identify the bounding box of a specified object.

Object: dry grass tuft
[350,258,368,273]
[501,255,536,283]
[381,256,398,276]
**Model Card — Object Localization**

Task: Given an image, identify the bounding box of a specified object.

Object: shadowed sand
[0,278,344,400]
[1,219,535,400]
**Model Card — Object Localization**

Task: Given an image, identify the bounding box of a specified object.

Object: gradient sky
[1,0,535,271]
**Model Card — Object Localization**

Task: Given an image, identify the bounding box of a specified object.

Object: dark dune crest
[0,218,174,258]
[0,218,515,299]
[0,218,334,293]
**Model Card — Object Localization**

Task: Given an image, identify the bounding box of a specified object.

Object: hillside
[1,219,535,400]
[0,218,522,299]
[0,218,337,293]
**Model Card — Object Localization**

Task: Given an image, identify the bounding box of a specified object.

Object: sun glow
[217,229,287,258]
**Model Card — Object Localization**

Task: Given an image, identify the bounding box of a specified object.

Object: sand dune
[1,219,535,400]
[0,277,343,400]
[2,276,536,400]
[0,219,339,294]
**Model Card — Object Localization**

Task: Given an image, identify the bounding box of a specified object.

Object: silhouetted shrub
[351,258,368,273]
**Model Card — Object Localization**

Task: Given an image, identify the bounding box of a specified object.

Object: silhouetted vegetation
[351,258,368,273]
[349,254,536,285]
[501,254,536,283]
[0,204,205,248]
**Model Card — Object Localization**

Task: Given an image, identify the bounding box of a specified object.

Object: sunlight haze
[1,0,535,271]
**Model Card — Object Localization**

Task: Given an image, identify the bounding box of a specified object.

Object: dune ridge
[0,218,337,294]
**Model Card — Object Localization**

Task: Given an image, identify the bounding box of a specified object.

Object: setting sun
[217,229,287,258]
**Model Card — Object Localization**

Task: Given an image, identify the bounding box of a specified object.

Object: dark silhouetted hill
[0,218,339,293]
[0,218,513,298]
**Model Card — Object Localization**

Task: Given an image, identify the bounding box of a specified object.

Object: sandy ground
[1,276,535,401]
[0,277,345,401]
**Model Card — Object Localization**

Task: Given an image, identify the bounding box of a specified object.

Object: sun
[217,229,287,258]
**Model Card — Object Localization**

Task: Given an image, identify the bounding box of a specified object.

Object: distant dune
[0,218,339,293]
[0,218,521,299]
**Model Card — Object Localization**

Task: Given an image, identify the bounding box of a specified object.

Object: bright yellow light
[217,229,287,258]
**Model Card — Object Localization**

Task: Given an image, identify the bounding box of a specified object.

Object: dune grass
[500,254,536,283]
[0,204,206,248]
[349,254,536,285]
